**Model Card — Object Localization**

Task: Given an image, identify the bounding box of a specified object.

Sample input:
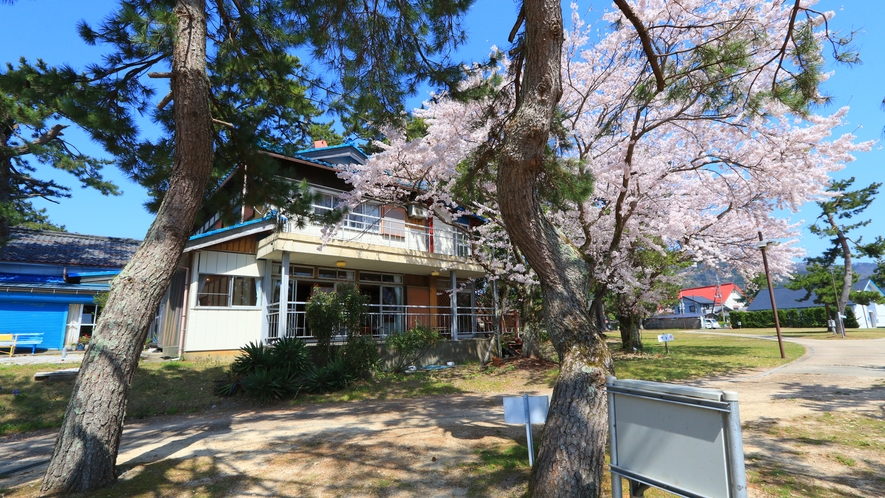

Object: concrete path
[684,333,885,422]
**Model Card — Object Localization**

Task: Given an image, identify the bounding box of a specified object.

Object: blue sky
[1,0,882,263]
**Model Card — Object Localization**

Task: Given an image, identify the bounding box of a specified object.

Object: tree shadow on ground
[771,381,885,417]
[743,411,885,497]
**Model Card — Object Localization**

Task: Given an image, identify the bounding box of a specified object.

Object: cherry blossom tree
[339,1,871,494]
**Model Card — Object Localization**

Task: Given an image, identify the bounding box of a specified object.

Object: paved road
[684,333,885,422]
[1,335,883,492]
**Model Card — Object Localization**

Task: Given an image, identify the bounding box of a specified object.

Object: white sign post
[657,333,674,353]
[503,394,548,466]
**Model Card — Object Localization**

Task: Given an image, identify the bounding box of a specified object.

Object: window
[197,275,259,307]
[318,268,354,280]
[345,202,381,232]
[271,263,314,278]
[360,272,402,284]
[314,192,338,216]
[381,206,407,238]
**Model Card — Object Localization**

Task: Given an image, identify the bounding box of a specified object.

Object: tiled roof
[746,286,824,311]
[0,228,141,268]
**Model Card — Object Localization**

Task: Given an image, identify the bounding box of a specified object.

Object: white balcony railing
[283,207,472,258]
[266,303,495,341]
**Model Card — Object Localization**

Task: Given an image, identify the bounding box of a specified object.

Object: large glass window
[197,274,259,307]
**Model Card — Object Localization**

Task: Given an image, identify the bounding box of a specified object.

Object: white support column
[450,270,459,341]
[277,253,290,340]
[260,259,271,343]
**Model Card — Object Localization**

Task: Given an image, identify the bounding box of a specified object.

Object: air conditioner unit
[407,204,429,218]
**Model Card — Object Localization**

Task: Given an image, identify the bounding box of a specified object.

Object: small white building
[852,278,885,329]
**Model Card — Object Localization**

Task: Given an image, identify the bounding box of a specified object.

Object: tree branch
[613,0,665,92]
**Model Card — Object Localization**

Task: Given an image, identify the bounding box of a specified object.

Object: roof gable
[678,283,744,302]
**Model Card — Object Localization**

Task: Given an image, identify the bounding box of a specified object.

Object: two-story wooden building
[154,143,490,357]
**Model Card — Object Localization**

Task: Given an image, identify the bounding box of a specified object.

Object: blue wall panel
[0,302,68,350]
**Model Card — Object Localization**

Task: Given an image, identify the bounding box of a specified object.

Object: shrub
[239,368,290,404]
[340,335,380,377]
[230,341,274,376]
[337,283,369,338]
[385,325,442,371]
[306,290,342,366]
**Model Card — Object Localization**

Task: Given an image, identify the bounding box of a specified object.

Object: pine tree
[0,59,129,245]
[33,0,472,493]
[807,178,885,336]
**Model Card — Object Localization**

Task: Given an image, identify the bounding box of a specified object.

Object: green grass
[610,330,805,381]
[0,360,235,436]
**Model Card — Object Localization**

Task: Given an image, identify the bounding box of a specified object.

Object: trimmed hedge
[730,306,859,329]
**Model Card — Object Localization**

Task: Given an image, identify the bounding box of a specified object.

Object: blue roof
[189,214,276,241]
[296,142,368,158]
[854,278,885,295]
[0,273,110,293]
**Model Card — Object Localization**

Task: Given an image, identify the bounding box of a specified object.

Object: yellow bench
[0,333,44,357]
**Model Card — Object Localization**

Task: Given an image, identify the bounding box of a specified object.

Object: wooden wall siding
[205,236,257,254]
[197,251,262,277]
[404,274,429,287]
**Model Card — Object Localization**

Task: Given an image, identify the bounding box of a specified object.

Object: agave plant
[271,336,311,376]
[300,358,354,394]
[240,368,290,404]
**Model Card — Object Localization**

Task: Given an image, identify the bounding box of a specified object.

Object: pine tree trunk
[497,0,613,495]
[40,1,212,493]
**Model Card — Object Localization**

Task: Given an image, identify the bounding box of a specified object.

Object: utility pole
[757,232,785,359]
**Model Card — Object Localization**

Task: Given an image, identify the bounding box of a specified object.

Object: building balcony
[256,216,485,278]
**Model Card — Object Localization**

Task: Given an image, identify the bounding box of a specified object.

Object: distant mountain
[793,261,877,279]
[677,264,748,289]
[678,261,878,290]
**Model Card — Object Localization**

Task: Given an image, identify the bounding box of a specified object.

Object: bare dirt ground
[1,337,884,497]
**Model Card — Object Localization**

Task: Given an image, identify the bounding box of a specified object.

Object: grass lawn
[0,360,238,436]
[609,329,805,381]
[706,326,885,340]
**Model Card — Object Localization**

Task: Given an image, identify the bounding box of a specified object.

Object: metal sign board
[657,334,674,342]
[503,394,549,467]
[503,395,548,424]
[607,377,747,498]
